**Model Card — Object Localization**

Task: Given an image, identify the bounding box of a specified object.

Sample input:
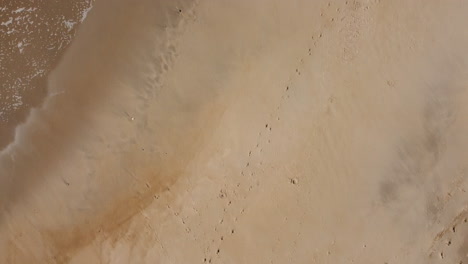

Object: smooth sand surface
[1,0,468,263]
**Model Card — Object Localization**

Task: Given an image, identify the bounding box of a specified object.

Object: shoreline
[1,0,198,261]
[2,0,468,263]
[0,0,95,150]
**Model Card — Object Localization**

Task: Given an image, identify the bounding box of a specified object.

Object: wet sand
[0,0,94,149]
[1,0,468,263]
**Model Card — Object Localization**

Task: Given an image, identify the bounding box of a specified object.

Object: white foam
[1,17,13,26]
[12,95,23,107]
[17,41,24,53]
[63,20,76,31]
[80,2,94,23]
[13,7,25,13]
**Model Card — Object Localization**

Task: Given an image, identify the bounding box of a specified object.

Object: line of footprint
[201,1,350,263]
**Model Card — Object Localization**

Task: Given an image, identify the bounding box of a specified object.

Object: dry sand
[1,0,468,263]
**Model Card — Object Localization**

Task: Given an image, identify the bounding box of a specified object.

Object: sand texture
[1,0,468,263]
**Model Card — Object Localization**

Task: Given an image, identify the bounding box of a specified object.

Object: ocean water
[0,0,94,149]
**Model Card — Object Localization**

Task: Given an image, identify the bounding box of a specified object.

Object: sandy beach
[1,0,468,263]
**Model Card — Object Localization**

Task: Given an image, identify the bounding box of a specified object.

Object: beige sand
[1,0,468,263]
